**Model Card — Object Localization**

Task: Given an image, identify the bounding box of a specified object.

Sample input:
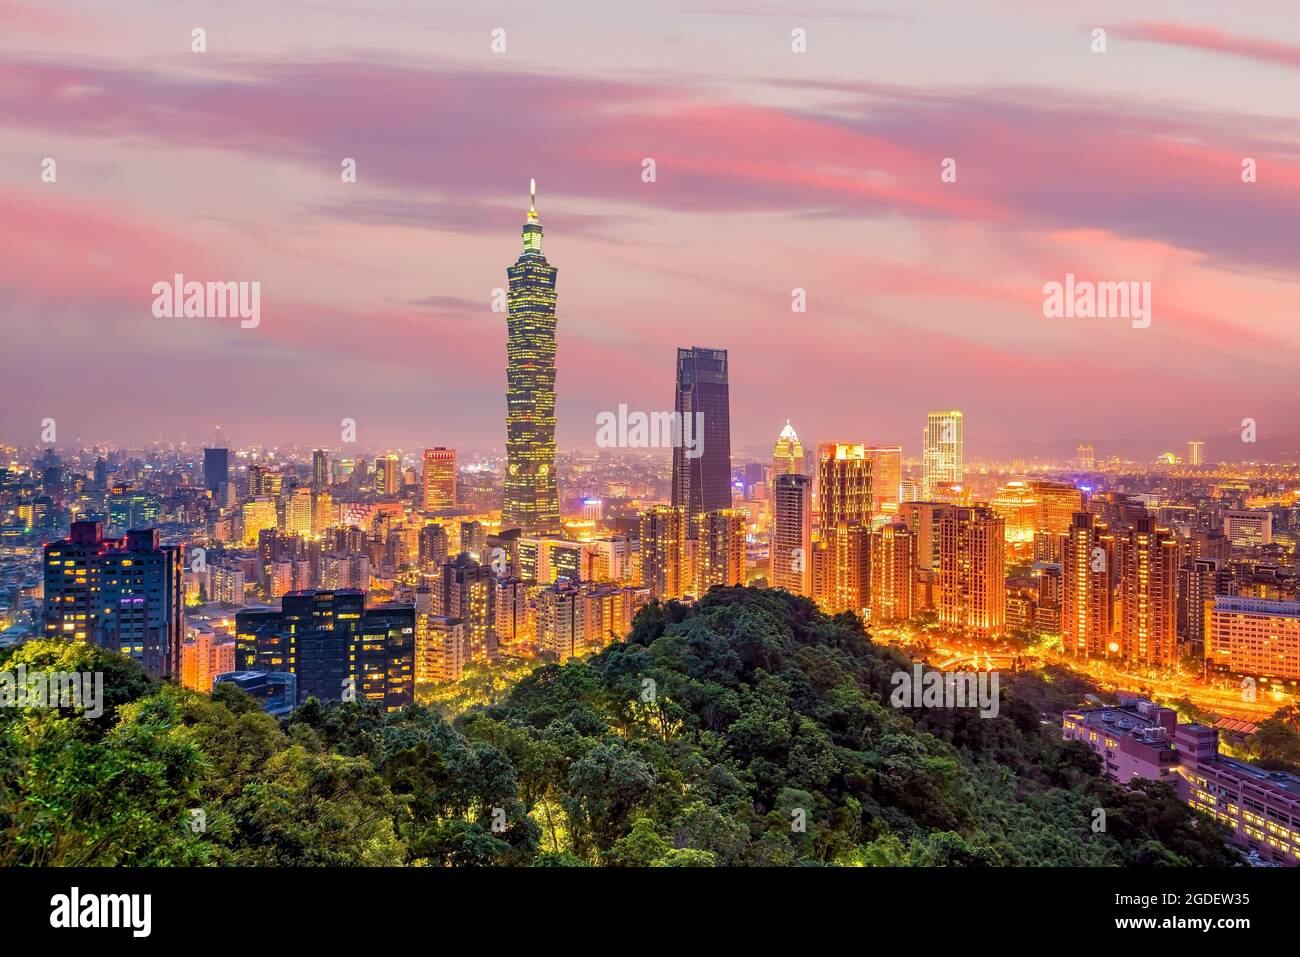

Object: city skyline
[3,1,1300,457]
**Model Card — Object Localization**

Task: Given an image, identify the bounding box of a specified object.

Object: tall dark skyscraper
[502,180,561,535]
[671,346,732,524]
[203,446,230,492]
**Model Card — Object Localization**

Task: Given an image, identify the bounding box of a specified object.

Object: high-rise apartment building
[415,613,466,684]
[923,411,963,497]
[671,347,732,524]
[436,554,495,663]
[771,473,812,597]
[503,180,561,535]
[285,487,315,537]
[1117,516,1179,666]
[1178,557,1229,655]
[870,521,916,625]
[43,522,185,677]
[180,627,237,693]
[639,505,686,600]
[422,447,457,510]
[694,508,745,597]
[897,502,953,612]
[418,523,449,570]
[493,577,533,654]
[822,521,870,616]
[1061,512,1116,657]
[938,506,1004,637]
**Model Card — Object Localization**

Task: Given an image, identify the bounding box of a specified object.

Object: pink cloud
[1116,22,1300,70]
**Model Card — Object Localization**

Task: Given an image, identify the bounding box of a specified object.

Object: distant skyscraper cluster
[20,177,1300,783]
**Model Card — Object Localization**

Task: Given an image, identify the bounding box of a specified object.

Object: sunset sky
[3,0,1299,461]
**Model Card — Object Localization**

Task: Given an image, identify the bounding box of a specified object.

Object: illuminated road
[873,626,1294,722]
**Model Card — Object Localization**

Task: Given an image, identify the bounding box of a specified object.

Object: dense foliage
[0,587,1240,866]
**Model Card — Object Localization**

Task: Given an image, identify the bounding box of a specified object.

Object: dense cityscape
[3,188,1299,875]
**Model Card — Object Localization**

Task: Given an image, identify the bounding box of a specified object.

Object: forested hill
[0,586,1239,866]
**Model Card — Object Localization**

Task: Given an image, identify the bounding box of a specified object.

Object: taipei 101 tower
[502,180,561,534]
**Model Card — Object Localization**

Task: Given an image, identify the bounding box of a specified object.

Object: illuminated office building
[503,180,561,535]
[1206,596,1300,680]
[991,481,1038,545]
[771,474,812,597]
[870,521,916,625]
[1030,480,1084,536]
[203,446,230,493]
[772,420,805,478]
[107,486,161,533]
[923,410,963,497]
[1076,444,1095,470]
[241,499,278,547]
[672,347,732,524]
[1187,441,1205,467]
[517,536,585,585]
[639,505,686,600]
[694,508,746,597]
[816,443,873,529]
[1223,510,1273,548]
[235,590,412,707]
[812,444,872,614]
[312,449,330,488]
[938,506,1004,637]
[863,446,902,511]
[248,465,282,497]
[1061,512,1116,657]
[375,454,402,498]
[422,447,457,510]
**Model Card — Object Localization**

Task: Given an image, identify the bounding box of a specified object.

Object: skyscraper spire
[522,177,543,253]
